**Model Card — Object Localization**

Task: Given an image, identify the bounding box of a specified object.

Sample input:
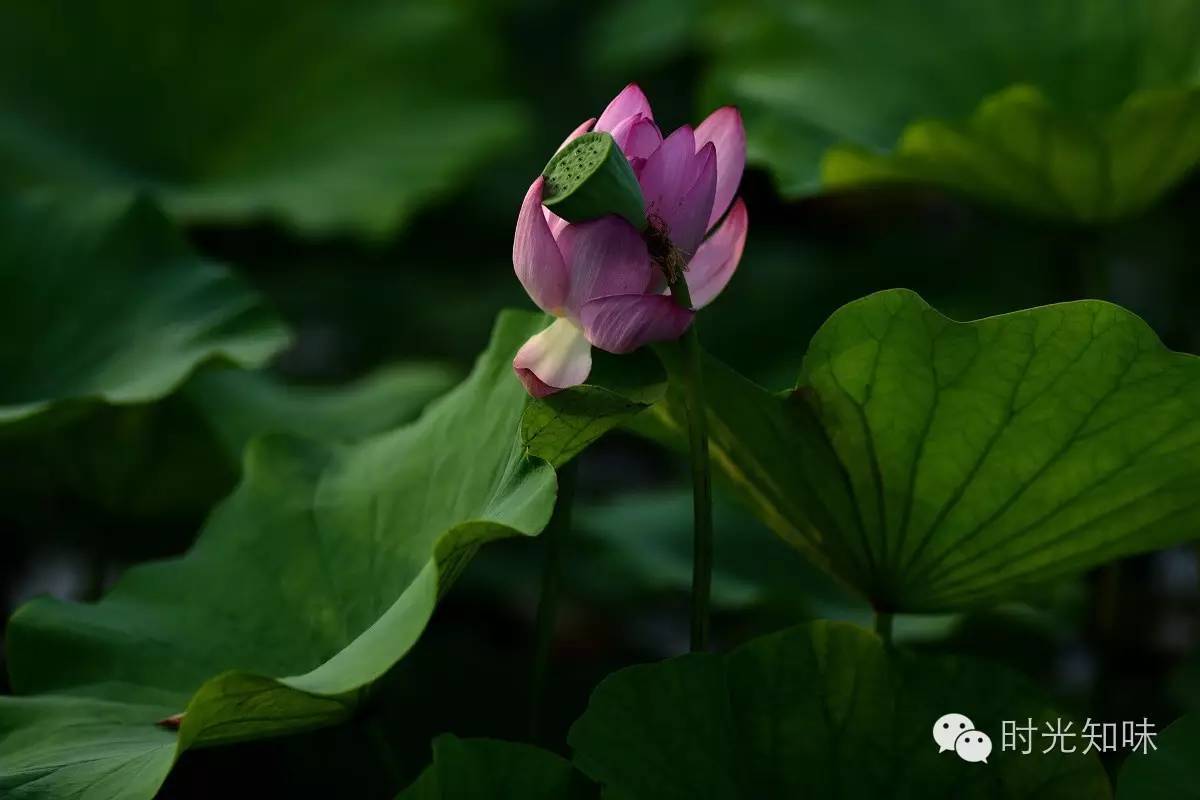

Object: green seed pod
[541,131,647,230]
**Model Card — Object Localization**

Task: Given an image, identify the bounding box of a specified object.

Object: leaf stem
[365,717,403,789]
[529,459,577,741]
[669,278,714,653]
[875,611,894,645]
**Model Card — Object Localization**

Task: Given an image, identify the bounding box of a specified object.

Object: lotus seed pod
[541,131,647,230]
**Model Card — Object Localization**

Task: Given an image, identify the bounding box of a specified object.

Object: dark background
[3,0,1199,795]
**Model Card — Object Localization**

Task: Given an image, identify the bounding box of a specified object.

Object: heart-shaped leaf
[705,0,1200,220]
[650,289,1200,611]
[0,193,288,426]
[398,736,595,799]
[0,0,526,237]
[1117,714,1200,799]
[0,311,557,800]
[569,621,1110,798]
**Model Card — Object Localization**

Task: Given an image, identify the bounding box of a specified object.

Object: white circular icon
[932,713,974,753]
[954,730,992,763]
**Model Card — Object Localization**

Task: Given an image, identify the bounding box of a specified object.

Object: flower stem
[875,611,894,645]
[529,459,577,741]
[668,278,714,653]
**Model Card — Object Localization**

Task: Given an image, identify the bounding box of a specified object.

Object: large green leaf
[0,363,459,522]
[650,289,1200,610]
[522,347,667,468]
[0,0,526,237]
[0,193,288,425]
[183,363,460,464]
[569,621,1110,799]
[464,488,864,618]
[0,311,557,800]
[398,736,595,799]
[1117,714,1200,799]
[705,0,1200,220]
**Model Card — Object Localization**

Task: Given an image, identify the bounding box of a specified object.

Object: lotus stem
[529,459,577,741]
[875,611,894,645]
[668,277,714,653]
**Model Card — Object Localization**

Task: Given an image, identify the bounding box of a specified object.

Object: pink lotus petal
[671,143,717,259]
[514,367,560,399]
[638,125,696,216]
[543,206,570,239]
[513,317,593,397]
[558,216,654,317]
[514,177,569,314]
[695,107,746,230]
[596,83,654,133]
[686,198,748,309]
[556,117,597,154]
[580,294,694,354]
[609,114,663,160]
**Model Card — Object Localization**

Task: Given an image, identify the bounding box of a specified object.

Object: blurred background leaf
[397,736,596,799]
[822,84,1200,221]
[464,488,865,623]
[0,192,287,425]
[0,0,528,238]
[0,362,458,529]
[1116,713,1200,799]
[183,362,459,464]
[700,0,1200,219]
[569,621,1110,798]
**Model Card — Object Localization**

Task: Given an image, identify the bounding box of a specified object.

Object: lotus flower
[513,83,748,397]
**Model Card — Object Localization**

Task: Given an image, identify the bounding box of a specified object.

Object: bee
[644,213,688,287]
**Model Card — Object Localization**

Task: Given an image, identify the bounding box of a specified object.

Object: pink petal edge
[686,198,748,309]
[512,318,593,397]
[671,142,717,260]
[609,114,663,160]
[596,83,653,133]
[580,294,695,354]
[695,106,746,230]
[513,177,569,314]
[514,366,562,399]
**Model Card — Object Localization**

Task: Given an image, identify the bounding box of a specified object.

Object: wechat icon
[933,713,992,764]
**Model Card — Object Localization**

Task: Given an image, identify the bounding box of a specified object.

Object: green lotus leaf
[398,735,595,799]
[1117,714,1200,799]
[0,311,557,800]
[184,362,460,464]
[0,193,288,426]
[569,621,1110,798]
[705,0,1200,220]
[822,84,1200,222]
[0,363,459,521]
[464,489,863,619]
[650,289,1200,611]
[0,0,526,237]
[521,345,667,468]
